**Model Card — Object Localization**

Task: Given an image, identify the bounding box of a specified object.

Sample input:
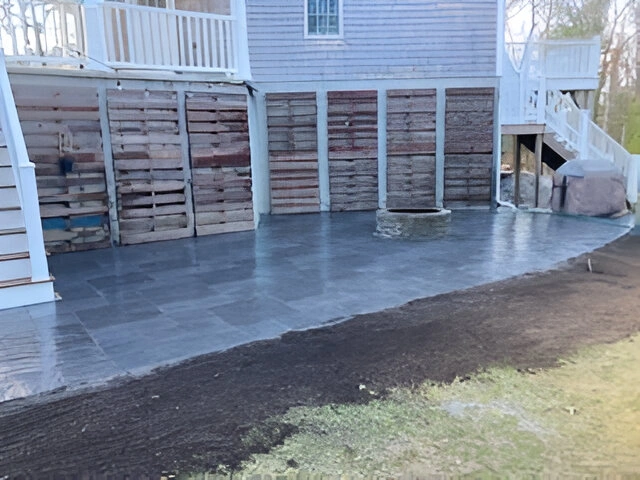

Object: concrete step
[0,165,16,187]
[0,275,56,310]
[0,208,25,230]
[0,186,20,209]
[0,231,28,256]
[0,256,31,282]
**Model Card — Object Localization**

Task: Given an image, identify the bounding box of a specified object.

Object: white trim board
[251,77,500,94]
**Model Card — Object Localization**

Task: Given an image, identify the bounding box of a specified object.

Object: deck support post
[377,89,387,209]
[534,133,543,208]
[435,88,446,208]
[97,86,120,245]
[513,135,521,207]
[316,90,330,211]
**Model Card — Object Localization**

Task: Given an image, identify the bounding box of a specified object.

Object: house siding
[246,0,498,83]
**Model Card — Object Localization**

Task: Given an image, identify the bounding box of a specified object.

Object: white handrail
[0,49,51,281]
[545,89,637,203]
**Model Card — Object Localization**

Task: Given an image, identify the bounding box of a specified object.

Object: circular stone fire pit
[375,208,452,239]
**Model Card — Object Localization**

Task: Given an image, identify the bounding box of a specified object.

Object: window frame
[304,0,344,39]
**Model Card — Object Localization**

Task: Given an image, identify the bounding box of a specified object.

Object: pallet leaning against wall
[186,90,254,235]
[12,84,110,253]
[386,89,437,209]
[267,92,320,214]
[107,89,194,245]
[444,88,494,207]
[327,90,378,212]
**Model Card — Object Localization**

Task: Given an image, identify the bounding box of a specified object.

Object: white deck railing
[546,89,637,203]
[503,37,601,125]
[507,37,600,79]
[101,2,236,73]
[0,0,250,78]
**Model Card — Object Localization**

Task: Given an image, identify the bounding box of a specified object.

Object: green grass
[238,335,640,477]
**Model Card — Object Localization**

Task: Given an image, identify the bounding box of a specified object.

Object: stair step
[0,186,20,208]
[544,132,578,159]
[0,275,56,309]
[0,227,27,236]
[0,209,25,230]
[0,148,9,167]
[0,276,32,288]
[0,232,28,255]
[0,273,55,289]
[0,251,29,262]
[0,166,16,187]
[0,257,31,282]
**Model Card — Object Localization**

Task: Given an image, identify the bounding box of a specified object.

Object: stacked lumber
[386,89,437,209]
[108,89,193,245]
[186,91,254,236]
[327,90,378,211]
[444,88,494,207]
[12,84,110,253]
[267,92,320,214]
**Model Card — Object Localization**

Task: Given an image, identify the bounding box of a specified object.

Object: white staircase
[0,50,55,310]
[502,37,638,205]
[545,89,638,204]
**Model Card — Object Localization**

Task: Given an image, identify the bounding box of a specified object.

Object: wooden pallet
[328,90,378,212]
[444,88,494,207]
[386,89,437,209]
[267,92,320,214]
[107,89,193,245]
[12,84,110,253]
[186,92,253,236]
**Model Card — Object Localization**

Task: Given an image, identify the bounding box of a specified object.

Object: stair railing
[0,49,50,282]
[545,89,638,203]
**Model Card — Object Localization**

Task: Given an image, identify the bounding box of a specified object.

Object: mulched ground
[2,234,640,478]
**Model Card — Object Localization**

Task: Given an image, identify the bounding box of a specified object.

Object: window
[306,0,342,37]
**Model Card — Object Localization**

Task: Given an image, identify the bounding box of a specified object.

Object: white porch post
[377,89,387,209]
[231,0,252,80]
[82,0,110,70]
[316,90,330,211]
[435,88,446,208]
[536,75,546,124]
[579,109,591,159]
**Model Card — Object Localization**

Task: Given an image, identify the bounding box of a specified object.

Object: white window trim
[304,0,344,40]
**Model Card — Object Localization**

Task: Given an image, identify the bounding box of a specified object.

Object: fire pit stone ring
[375,207,452,238]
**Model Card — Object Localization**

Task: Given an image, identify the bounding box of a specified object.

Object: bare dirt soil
[1,234,640,478]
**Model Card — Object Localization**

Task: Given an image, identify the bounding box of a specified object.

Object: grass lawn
[237,334,640,477]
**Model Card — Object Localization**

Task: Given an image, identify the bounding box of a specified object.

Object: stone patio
[0,209,633,402]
